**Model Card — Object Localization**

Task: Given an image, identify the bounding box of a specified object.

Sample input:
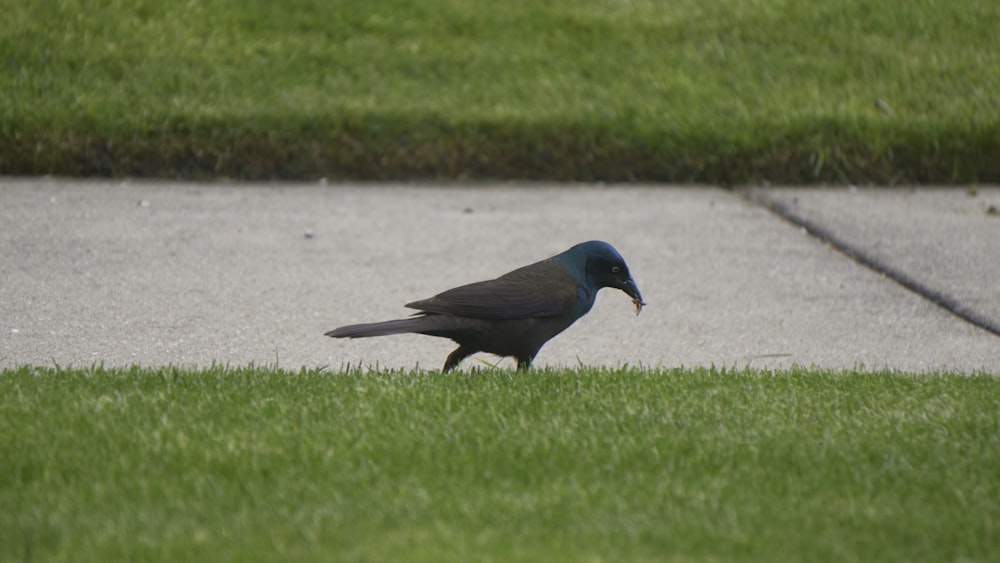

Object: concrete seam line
[742,189,1000,340]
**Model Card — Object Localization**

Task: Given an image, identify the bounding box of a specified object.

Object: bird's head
[556,241,645,314]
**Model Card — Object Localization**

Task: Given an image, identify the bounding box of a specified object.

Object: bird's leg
[442,345,474,373]
[515,355,534,371]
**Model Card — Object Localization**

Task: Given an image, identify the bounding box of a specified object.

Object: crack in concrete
[745,189,1000,340]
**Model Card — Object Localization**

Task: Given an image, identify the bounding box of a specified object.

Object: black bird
[325,240,645,372]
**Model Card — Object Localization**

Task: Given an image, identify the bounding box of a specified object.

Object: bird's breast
[574,285,596,316]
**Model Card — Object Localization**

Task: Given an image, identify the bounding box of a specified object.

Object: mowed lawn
[2,0,998,181]
[2,365,997,562]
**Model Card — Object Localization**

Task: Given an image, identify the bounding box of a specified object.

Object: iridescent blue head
[555,240,645,314]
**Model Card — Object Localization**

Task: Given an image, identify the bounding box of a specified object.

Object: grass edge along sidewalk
[6,116,999,184]
[2,364,998,562]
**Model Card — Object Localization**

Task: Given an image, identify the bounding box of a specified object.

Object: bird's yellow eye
[611,266,621,273]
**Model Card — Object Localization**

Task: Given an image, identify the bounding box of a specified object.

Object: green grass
[1,0,998,182]
[2,365,998,562]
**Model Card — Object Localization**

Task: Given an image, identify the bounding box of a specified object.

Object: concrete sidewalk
[1,178,997,373]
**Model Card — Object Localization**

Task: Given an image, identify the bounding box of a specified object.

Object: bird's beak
[619,277,646,315]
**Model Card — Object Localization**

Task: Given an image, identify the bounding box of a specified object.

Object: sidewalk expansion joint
[744,189,1000,340]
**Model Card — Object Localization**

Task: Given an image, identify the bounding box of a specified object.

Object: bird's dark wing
[405,258,577,320]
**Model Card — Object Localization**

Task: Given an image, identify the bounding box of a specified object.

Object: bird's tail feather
[325,317,428,339]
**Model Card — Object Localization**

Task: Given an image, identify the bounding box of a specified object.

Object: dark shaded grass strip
[3,116,998,183]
